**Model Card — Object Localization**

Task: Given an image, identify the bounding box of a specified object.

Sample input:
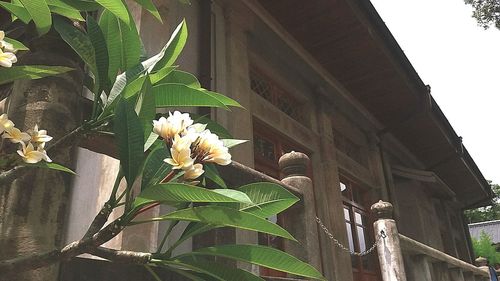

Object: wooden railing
[371,201,490,281]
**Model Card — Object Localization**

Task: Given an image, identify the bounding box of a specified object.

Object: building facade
[6,0,489,280]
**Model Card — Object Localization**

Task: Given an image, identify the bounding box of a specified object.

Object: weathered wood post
[475,256,490,281]
[278,151,322,272]
[371,200,407,281]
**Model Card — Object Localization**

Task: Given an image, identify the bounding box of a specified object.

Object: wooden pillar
[0,36,83,281]
[279,151,322,273]
[371,200,407,281]
[313,99,352,281]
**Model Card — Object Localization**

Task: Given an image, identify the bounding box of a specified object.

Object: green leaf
[133,0,161,22]
[211,189,253,205]
[114,99,144,187]
[221,139,247,149]
[103,20,186,111]
[119,13,141,70]
[48,4,84,21]
[152,206,296,241]
[3,37,29,51]
[87,15,110,93]
[0,65,73,86]
[135,77,156,141]
[153,84,228,109]
[239,182,300,218]
[18,0,51,35]
[151,19,188,72]
[0,2,31,24]
[191,114,233,139]
[203,163,226,188]
[203,90,243,108]
[99,9,122,86]
[51,0,100,11]
[157,70,201,88]
[133,184,254,209]
[140,142,171,190]
[149,65,177,85]
[53,17,97,76]
[24,162,76,174]
[178,245,325,280]
[144,131,159,151]
[95,0,130,25]
[170,257,265,281]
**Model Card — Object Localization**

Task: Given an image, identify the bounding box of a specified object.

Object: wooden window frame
[340,176,381,281]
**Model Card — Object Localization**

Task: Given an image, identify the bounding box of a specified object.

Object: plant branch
[83,202,113,239]
[0,207,124,274]
[89,247,152,264]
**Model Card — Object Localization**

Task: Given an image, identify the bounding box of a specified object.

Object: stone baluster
[371,200,408,281]
[449,267,466,281]
[278,151,322,273]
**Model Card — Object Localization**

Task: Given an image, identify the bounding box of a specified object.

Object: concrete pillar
[371,200,407,281]
[0,36,83,281]
[279,152,322,273]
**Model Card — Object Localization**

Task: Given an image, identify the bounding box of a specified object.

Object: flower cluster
[0,31,17,68]
[153,111,231,181]
[0,114,52,163]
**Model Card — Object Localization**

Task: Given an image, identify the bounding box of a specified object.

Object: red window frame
[253,120,312,277]
[340,176,381,281]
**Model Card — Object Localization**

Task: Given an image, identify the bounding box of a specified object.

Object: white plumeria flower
[31,124,53,144]
[0,48,17,68]
[17,142,45,163]
[0,113,14,134]
[193,129,231,165]
[152,111,194,141]
[183,123,207,143]
[184,163,204,180]
[0,31,14,53]
[2,127,30,144]
[164,134,194,170]
[37,145,52,162]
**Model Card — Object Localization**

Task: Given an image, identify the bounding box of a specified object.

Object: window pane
[346,222,355,251]
[344,207,350,221]
[354,212,362,225]
[254,135,275,161]
[357,226,366,251]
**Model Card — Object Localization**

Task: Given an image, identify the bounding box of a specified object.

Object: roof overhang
[255,0,492,207]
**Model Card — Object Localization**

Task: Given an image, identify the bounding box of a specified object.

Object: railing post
[278,151,322,273]
[475,257,490,281]
[371,200,407,281]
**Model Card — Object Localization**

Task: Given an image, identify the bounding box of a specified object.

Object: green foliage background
[472,231,500,264]
[465,184,500,223]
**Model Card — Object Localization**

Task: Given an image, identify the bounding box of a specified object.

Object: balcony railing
[371,201,490,281]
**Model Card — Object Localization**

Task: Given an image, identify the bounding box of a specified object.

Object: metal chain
[315,216,386,256]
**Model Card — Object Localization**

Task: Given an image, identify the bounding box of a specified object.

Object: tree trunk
[0,35,83,281]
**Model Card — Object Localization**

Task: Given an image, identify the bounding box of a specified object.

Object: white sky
[371,0,500,184]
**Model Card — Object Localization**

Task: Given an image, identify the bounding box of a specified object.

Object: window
[250,68,304,123]
[253,121,311,277]
[341,177,381,281]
